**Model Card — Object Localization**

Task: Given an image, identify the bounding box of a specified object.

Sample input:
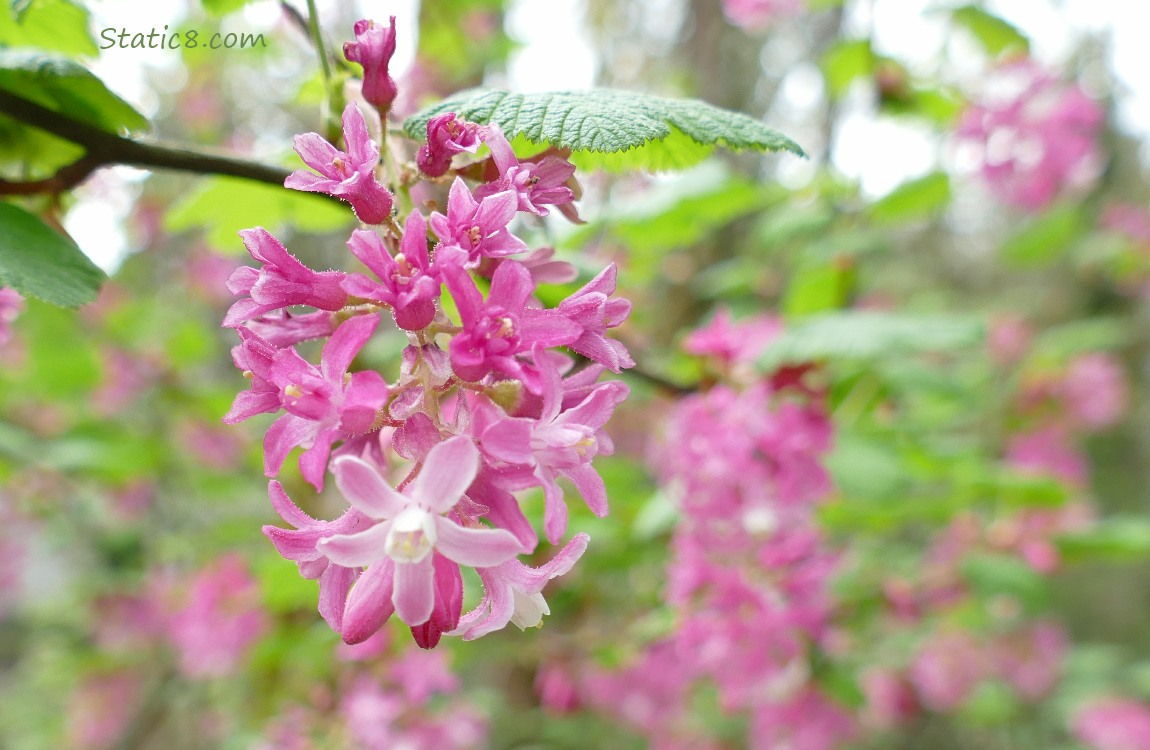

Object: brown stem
[0,88,293,193]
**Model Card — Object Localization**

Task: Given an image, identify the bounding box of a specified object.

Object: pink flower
[480,349,627,542]
[443,260,579,387]
[555,263,634,372]
[1059,353,1128,431]
[342,212,442,331]
[749,688,855,750]
[264,481,366,631]
[910,630,989,711]
[167,554,269,679]
[67,672,142,749]
[956,60,1105,212]
[285,103,394,224]
[1073,698,1150,750]
[223,327,281,424]
[245,309,340,348]
[683,307,781,367]
[1006,425,1088,486]
[722,0,805,30]
[317,436,523,630]
[996,621,1066,701]
[224,227,348,327]
[987,314,1033,367]
[0,287,23,346]
[452,532,589,639]
[262,314,389,491]
[476,124,578,218]
[343,17,398,113]
[429,177,527,264]
[1103,202,1150,248]
[417,113,481,177]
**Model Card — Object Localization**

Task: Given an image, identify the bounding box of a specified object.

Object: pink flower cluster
[579,311,852,749]
[223,18,632,650]
[956,59,1105,212]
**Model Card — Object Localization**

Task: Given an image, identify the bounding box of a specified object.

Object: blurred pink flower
[996,621,1066,701]
[987,314,1033,367]
[910,630,990,711]
[1102,203,1150,248]
[861,668,919,729]
[1059,353,1129,431]
[723,0,804,30]
[1006,425,1088,487]
[167,554,269,679]
[67,672,142,749]
[1073,698,1150,750]
[0,287,23,346]
[956,60,1105,212]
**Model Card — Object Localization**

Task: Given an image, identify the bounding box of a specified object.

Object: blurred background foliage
[3,0,1150,748]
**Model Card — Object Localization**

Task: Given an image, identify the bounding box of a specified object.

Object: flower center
[385,505,436,564]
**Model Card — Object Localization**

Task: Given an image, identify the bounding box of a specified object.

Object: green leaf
[821,40,875,99]
[1032,318,1129,361]
[0,49,148,134]
[1056,517,1150,563]
[757,311,984,370]
[201,0,250,15]
[870,172,951,223]
[999,204,1084,265]
[961,552,1048,611]
[951,6,1030,57]
[403,88,804,172]
[782,263,850,316]
[0,0,98,56]
[0,202,105,307]
[164,177,353,251]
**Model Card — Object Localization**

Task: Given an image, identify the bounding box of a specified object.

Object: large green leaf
[870,171,951,223]
[0,202,105,307]
[0,48,148,134]
[403,88,804,172]
[757,311,984,369]
[0,0,98,56]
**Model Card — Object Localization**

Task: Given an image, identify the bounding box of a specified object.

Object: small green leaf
[951,6,1030,57]
[870,172,951,223]
[404,88,803,172]
[821,40,875,99]
[1000,204,1084,265]
[164,177,353,251]
[961,552,1048,611]
[0,49,148,134]
[757,311,984,370]
[0,202,105,307]
[782,263,849,316]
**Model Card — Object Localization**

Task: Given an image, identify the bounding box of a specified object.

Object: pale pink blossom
[1073,698,1150,750]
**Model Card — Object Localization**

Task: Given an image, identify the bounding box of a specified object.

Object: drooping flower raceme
[223,16,632,650]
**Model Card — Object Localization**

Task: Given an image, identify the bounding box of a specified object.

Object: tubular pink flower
[224,327,281,424]
[342,213,442,331]
[344,17,398,113]
[452,532,589,640]
[417,113,481,177]
[555,263,635,372]
[263,314,389,491]
[263,481,365,631]
[476,124,578,217]
[480,347,628,543]
[428,177,527,264]
[224,227,348,327]
[443,260,580,387]
[285,103,394,224]
[317,436,523,631]
[245,309,340,348]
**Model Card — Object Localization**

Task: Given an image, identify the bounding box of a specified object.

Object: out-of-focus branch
[0,89,293,194]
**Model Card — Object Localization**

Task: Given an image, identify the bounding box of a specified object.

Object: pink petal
[318,563,357,632]
[263,413,315,477]
[332,455,408,519]
[489,259,534,312]
[392,557,435,626]
[267,480,316,528]
[341,559,394,644]
[480,418,535,465]
[508,532,589,593]
[563,464,609,517]
[292,132,340,172]
[454,567,515,640]
[540,469,569,545]
[321,314,380,382]
[317,521,392,567]
[434,518,523,567]
[408,435,480,513]
[341,103,378,165]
